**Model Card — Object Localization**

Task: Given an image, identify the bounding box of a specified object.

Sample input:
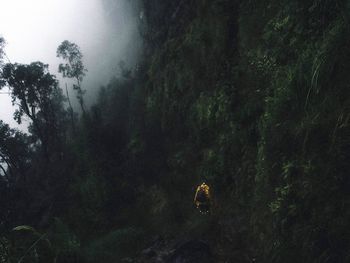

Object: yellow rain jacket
[194,183,211,209]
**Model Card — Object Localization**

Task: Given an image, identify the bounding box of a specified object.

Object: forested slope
[0,0,349,262]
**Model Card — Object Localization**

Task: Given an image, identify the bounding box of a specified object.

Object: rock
[136,238,213,263]
[121,257,134,263]
[142,247,157,258]
[167,240,213,263]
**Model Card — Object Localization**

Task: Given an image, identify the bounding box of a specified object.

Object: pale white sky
[0,0,140,130]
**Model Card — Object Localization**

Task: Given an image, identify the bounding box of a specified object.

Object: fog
[0,0,142,130]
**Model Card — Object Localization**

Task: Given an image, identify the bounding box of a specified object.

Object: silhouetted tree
[57,40,87,114]
[0,121,29,183]
[1,62,66,158]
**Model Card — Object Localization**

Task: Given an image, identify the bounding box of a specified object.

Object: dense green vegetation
[0,0,350,262]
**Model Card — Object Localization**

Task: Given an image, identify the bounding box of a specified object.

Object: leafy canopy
[1,62,58,125]
[57,40,87,82]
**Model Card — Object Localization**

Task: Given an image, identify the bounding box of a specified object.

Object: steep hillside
[1,0,349,262]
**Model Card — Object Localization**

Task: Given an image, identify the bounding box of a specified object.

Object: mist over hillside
[83,0,143,105]
[0,0,143,127]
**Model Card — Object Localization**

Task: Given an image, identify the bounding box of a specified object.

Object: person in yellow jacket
[194,182,211,214]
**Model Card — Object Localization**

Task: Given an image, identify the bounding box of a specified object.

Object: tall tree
[57,40,87,114]
[1,62,66,157]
